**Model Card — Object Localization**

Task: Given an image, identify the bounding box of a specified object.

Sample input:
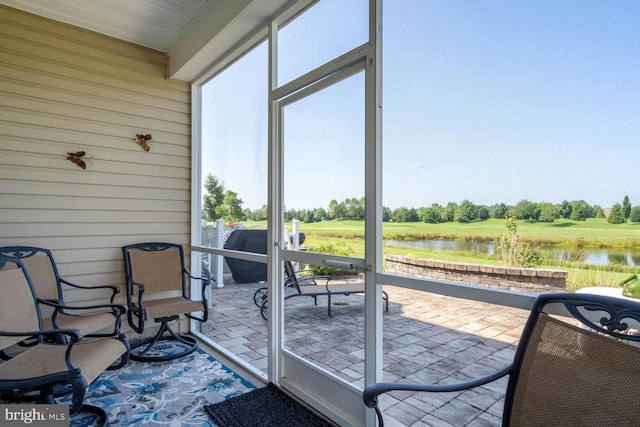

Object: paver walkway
[201,278,530,426]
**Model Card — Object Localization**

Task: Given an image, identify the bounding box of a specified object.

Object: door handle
[324,259,371,272]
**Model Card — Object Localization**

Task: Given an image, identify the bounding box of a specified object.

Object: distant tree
[441,202,457,222]
[570,203,585,221]
[357,197,366,219]
[583,202,596,218]
[537,202,559,223]
[202,174,225,221]
[419,207,441,223]
[417,207,427,222]
[594,206,606,219]
[570,200,593,221]
[313,207,328,221]
[623,196,631,222]
[558,200,572,219]
[328,199,339,219]
[607,203,626,224]
[303,210,316,223]
[454,199,478,223]
[630,206,640,223]
[477,205,490,220]
[382,206,392,222]
[490,203,509,219]
[244,207,266,221]
[344,198,357,219]
[217,190,244,221]
[512,199,539,220]
[392,207,409,222]
[392,207,419,222]
[283,209,292,221]
[343,197,365,219]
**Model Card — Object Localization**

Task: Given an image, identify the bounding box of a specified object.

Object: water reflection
[384,239,639,267]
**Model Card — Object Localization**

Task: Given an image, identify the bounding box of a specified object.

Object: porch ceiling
[0,0,301,81]
[0,0,216,52]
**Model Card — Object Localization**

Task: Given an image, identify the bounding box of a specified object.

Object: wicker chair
[0,256,129,425]
[363,292,640,426]
[122,242,209,361]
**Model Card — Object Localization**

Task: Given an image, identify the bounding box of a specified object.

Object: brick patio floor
[201,277,530,426]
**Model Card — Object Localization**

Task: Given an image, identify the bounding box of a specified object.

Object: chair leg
[253,287,268,307]
[78,404,108,427]
[130,318,198,362]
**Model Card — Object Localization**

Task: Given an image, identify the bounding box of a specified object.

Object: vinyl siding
[0,6,192,305]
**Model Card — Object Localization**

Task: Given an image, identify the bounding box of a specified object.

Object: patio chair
[257,260,389,320]
[0,246,128,365]
[122,242,209,361]
[363,292,640,426]
[0,256,129,426]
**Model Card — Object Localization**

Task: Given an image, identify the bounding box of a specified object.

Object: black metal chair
[256,260,389,319]
[363,292,640,426]
[0,246,128,369]
[122,242,209,361]
[0,246,129,366]
[0,256,129,426]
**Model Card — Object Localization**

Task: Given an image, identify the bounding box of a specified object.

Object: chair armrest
[39,298,127,314]
[185,269,211,301]
[125,274,145,293]
[296,276,331,287]
[0,327,83,343]
[182,268,210,322]
[186,270,211,287]
[60,278,120,303]
[363,364,513,409]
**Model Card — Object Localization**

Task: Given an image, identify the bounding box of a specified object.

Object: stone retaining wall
[384,254,567,293]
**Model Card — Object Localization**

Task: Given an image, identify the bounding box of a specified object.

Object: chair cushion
[141,296,204,320]
[0,337,127,385]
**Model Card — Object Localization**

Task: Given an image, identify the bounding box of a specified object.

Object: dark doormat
[204,383,339,427]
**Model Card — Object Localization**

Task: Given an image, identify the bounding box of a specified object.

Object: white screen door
[270,56,373,426]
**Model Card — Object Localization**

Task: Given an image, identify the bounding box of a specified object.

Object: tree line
[203,174,638,225]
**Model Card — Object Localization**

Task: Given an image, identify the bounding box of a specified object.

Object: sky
[201,0,640,211]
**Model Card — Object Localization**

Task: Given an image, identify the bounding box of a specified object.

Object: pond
[384,239,640,267]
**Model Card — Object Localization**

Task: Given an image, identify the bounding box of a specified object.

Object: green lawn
[241,218,640,289]
[284,218,640,247]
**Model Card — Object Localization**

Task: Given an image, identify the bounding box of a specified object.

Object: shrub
[496,215,547,268]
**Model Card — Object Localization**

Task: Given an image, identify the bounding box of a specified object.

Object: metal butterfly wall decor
[133,133,154,151]
[66,151,87,169]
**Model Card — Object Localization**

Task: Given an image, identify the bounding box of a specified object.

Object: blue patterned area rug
[66,345,256,426]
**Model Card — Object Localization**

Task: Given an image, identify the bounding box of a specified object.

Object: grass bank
[242,218,640,290]
[283,218,640,248]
